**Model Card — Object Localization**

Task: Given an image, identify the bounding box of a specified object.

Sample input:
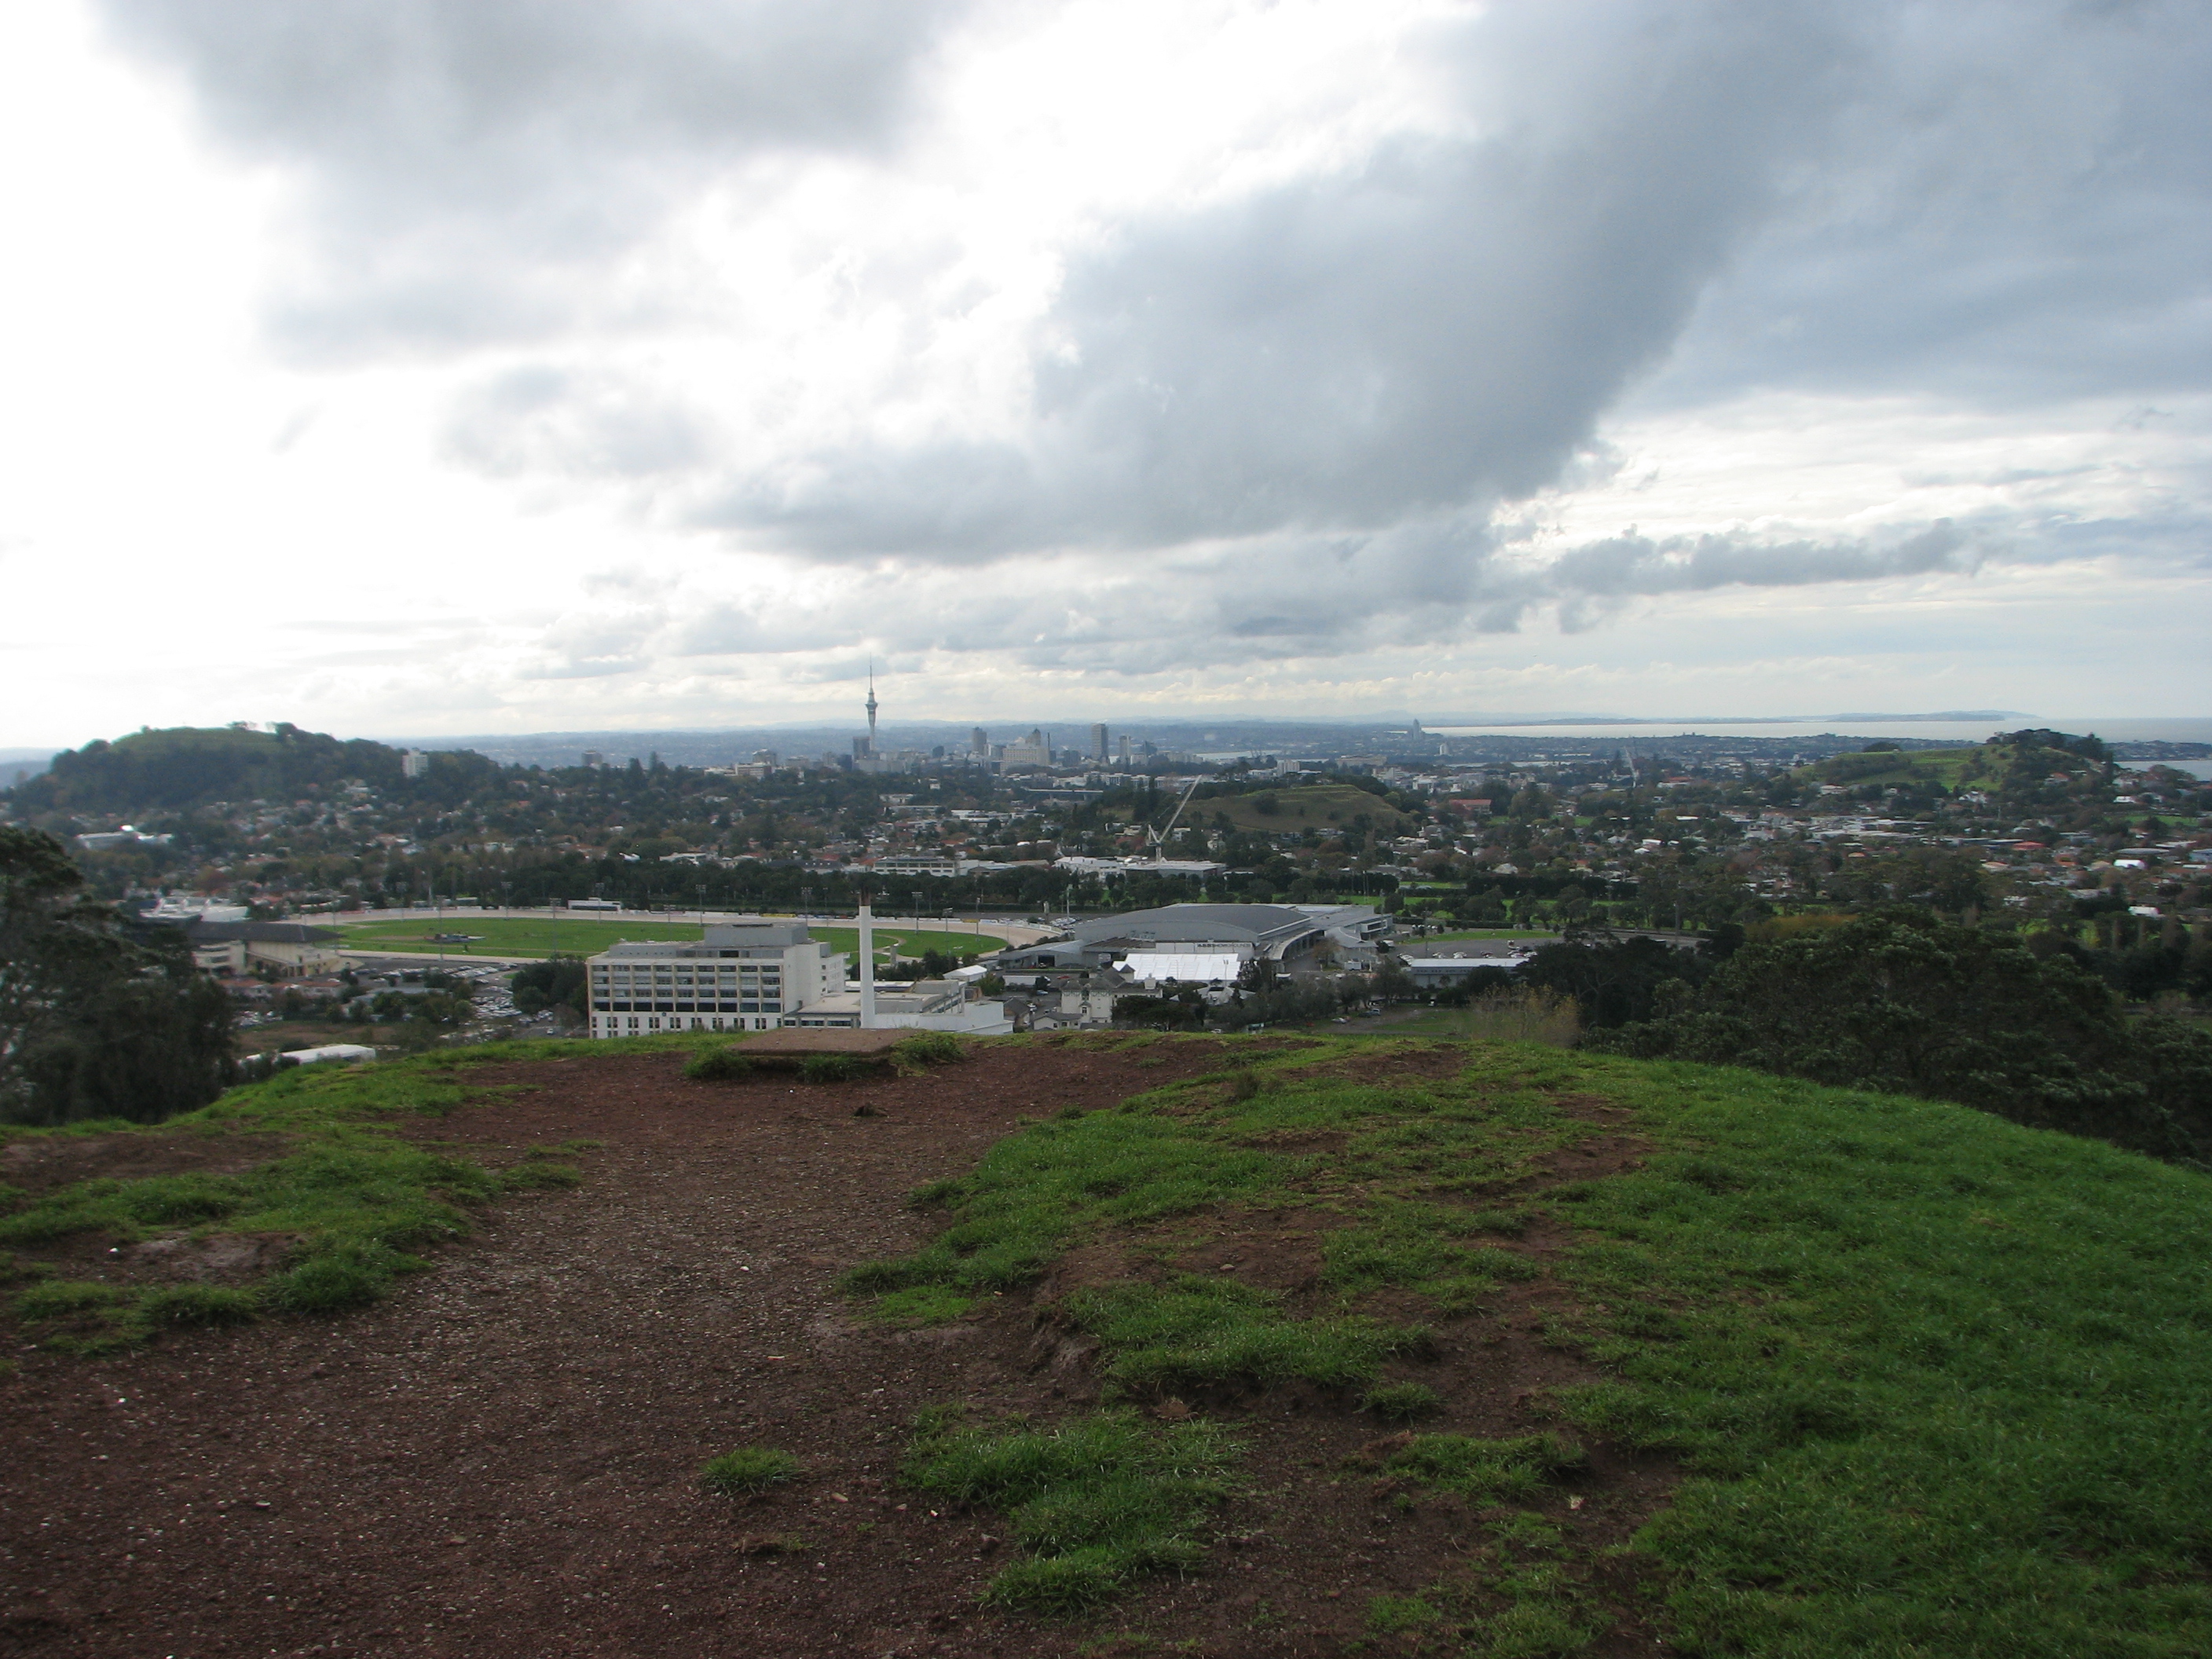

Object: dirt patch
[0,1040,1677,1657]
[0,1129,290,1197]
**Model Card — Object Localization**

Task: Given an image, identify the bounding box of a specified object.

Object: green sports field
[335,914,998,964]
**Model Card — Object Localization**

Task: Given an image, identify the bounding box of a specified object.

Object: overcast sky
[3,0,2206,747]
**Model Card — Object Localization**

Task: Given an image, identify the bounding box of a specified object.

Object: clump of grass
[1064,1276,1430,1397]
[1362,1382,1445,1423]
[135,1284,259,1330]
[263,1243,424,1313]
[499,1160,582,1191]
[799,1054,870,1084]
[1382,1433,1585,1503]
[901,1407,1238,1613]
[892,1031,967,1074]
[865,1285,976,1328]
[1365,1594,1441,1635]
[684,1046,755,1082]
[14,1279,130,1320]
[13,1277,260,1350]
[700,1445,801,1497]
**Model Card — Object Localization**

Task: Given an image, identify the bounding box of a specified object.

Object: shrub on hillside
[891,1031,965,1072]
[683,1046,754,1082]
[1588,908,2212,1163]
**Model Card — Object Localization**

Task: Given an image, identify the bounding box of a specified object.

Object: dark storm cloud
[1638,0,2212,407]
[701,1,1864,555]
[100,0,969,356]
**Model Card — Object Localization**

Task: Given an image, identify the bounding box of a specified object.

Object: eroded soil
[1,1042,1674,1657]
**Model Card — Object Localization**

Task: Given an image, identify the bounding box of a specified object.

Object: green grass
[684,1045,756,1081]
[1064,1276,1428,1396]
[0,1035,637,1346]
[700,1445,801,1496]
[1382,1432,1587,1503]
[900,1408,1237,1612]
[1361,1381,1445,1422]
[1414,929,1562,943]
[335,914,998,963]
[891,1031,969,1071]
[13,1278,262,1352]
[865,1285,976,1327]
[836,1035,2212,1650]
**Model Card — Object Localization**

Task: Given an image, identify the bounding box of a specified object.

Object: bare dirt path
[2,1046,1240,1659]
[2,1042,1671,1659]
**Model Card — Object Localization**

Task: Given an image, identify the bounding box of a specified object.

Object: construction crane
[1145,777,1203,857]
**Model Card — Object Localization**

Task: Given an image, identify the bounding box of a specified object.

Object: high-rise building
[1118,736,1132,764]
[400,750,429,779]
[1090,723,1109,760]
[581,749,603,768]
[971,727,989,756]
[585,917,847,1038]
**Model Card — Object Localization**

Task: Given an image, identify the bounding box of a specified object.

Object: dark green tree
[1590,909,2210,1163]
[2,826,236,1125]
[511,955,588,1021]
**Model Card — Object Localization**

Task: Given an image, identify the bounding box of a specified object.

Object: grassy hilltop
[3,1035,2208,1656]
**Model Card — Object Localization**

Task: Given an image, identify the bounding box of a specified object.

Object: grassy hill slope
[4,1036,2207,1655]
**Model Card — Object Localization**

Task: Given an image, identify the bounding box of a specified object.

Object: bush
[799,1054,869,1084]
[700,1446,800,1497]
[683,1046,754,1082]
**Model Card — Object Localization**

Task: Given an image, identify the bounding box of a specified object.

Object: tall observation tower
[866,660,879,745]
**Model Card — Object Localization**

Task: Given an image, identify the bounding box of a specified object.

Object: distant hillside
[1198,782,1419,835]
[3,724,471,814]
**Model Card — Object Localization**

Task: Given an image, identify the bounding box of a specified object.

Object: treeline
[1520,912,2212,1166]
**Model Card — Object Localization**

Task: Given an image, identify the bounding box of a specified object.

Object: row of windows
[592,1001,780,1012]
[594,1014,775,1033]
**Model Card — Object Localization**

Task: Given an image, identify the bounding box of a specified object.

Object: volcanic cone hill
[3,1031,2207,1658]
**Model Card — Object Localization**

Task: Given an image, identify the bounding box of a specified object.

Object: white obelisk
[858,898,877,1028]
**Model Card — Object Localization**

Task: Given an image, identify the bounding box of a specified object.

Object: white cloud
[0,0,2205,747]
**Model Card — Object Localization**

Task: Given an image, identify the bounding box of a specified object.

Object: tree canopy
[1588,909,2211,1164]
[1,826,236,1126]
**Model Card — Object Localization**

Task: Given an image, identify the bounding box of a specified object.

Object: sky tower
[866,659,879,743]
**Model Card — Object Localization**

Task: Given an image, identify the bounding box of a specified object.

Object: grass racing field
[336,914,999,964]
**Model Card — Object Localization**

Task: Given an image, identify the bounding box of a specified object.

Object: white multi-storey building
[585,917,848,1039]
